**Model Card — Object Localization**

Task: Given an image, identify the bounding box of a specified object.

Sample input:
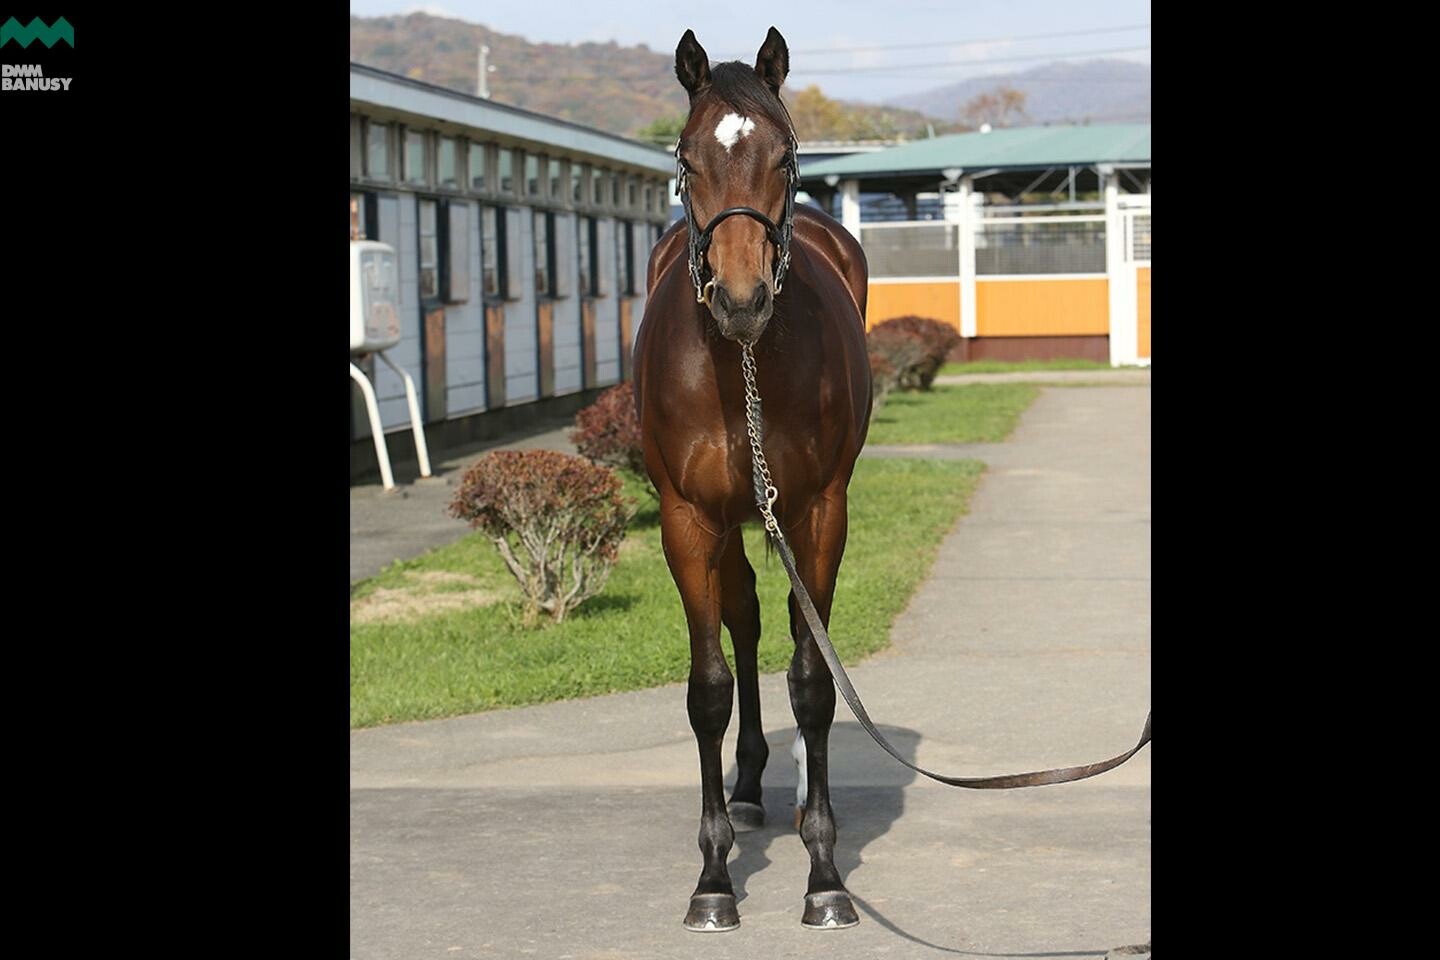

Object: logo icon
[0,16,73,48]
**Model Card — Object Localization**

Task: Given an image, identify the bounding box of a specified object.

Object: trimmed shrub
[867,325,930,396]
[448,450,636,626]
[570,382,656,498]
[868,351,898,419]
[869,316,962,390]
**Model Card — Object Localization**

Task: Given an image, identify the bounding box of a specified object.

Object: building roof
[799,123,1150,181]
[349,63,674,177]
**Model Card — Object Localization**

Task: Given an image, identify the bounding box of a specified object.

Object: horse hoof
[801,891,860,930]
[684,893,740,932]
[794,805,805,832]
[728,801,765,832]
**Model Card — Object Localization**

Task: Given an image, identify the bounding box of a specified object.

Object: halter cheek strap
[677,139,799,303]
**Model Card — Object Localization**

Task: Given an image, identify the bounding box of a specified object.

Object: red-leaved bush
[570,382,656,498]
[868,316,962,390]
[448,450,636,625]
[868,351,898,418]
[867,325,930,401]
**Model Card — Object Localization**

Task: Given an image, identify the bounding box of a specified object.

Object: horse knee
[787,650,836,729]
[687,668,734,737]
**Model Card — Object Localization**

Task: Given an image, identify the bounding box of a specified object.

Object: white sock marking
[792,727,808,808]
[714,112,756,153]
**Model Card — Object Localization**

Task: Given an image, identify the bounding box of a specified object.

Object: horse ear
[675,29,712,100]
[754,26,789,96]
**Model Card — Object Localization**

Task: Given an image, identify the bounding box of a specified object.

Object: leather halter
[676,136,800,304]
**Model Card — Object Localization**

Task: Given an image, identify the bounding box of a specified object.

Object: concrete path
[350,384,1151,959]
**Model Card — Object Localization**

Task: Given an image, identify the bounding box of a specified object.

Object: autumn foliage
[570,382,656,498]
[449,450,636,626]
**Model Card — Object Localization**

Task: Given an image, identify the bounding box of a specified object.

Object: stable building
[349,64,673,481]
[799,124,1151,366]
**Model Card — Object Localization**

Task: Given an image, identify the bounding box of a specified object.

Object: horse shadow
[723,722,919,925]
[723,722,1120,958]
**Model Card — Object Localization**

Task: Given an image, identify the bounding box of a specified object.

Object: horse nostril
[711,284,731,314]
[752,283,771,313]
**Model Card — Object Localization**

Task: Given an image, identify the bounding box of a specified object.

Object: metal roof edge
[349,63,674,175]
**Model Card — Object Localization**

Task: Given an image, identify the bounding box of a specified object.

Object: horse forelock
[687,61,794,144]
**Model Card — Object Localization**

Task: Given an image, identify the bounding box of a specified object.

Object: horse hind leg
[720,532,767,832]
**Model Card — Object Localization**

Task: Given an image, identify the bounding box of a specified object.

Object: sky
[348,0,1151,103]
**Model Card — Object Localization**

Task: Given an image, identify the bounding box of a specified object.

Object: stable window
[611,174,621,208]
[572,164,585,204]
[445,201,470,302]
[534,210,554,297]
[482,206,507,299]
[499,148,514,195]
[616,220,636,296]
[578,217,597,297]
[592,168,605,206]
[469,142,488,192]
[350,115,363,179]
[549,158,562,201]
[527,154,541,198]
[365,121,391,180]
[405,129,429,185]
[438,136,458,189]
[419,199,441,299]
[629,180,638,210]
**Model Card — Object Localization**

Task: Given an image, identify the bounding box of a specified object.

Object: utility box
[350,241,402,353]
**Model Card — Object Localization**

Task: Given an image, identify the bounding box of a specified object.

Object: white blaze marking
[714,112,756,153]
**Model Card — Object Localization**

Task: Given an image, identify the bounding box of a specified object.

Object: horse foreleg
[785,485,860,929]
[662,502,741,932]
[720,532,767,831]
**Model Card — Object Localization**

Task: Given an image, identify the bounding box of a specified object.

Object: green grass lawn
[939,358,1112,375]
[350,458,985,728]
[866,383,1039,445]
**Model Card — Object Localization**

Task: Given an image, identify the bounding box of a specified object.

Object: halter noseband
[676,135,800,305]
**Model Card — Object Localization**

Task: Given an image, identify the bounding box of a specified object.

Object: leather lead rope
[740,343,1151,789]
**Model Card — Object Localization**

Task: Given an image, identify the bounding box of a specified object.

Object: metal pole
[478,45,491,99]
[958,176,977,340]
[350,360,396,491]
[377,350,433,478]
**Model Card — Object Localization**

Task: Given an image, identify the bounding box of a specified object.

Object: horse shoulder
[793,207,868,323]
[647,219,688,297]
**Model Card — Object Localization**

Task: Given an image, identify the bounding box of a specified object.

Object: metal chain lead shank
[740,343,780,538]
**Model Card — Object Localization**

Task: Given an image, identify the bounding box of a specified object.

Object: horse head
[674,27,797,345]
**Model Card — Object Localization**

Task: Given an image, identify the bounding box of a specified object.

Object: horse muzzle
[706,280,773,343]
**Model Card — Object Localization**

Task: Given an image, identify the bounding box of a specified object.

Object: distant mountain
[886,60,1151,127]
[350,13,688,136]
[349,13,955,142]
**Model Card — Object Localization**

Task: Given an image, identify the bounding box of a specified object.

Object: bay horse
[633,27,871,931]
